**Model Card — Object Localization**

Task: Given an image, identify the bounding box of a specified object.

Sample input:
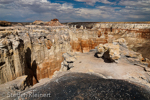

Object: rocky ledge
[60,39,150,87]
[11,73,150,100]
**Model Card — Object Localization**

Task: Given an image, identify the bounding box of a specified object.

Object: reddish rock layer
[102,28,150,39]
[45,20,62,26]
[32,52,64,85]
[71,38,108,53]
[70,30,108,53]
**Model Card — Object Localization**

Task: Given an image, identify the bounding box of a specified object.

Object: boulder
[62,52,77,70]
[96,43,120,62]
[96,44,105,58]
[63,52,76,63]
[104,43,120,62]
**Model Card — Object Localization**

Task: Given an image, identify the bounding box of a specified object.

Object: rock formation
[0,22,150,99]
[0,23,150,84]
[33,20,45,25]
[0,21,12,26]
[15,73,150,100]
[70,23,150,59]
[61,52,77,71]
[0,25,72,85]
[96,43,120,62]
[45,19,63,26]
[60,40,150,89]
[69,28,108,53]
[96,44,104,58]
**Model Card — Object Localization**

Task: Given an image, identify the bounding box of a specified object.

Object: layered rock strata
[0,26,71,85]
[0,25,106,85]
[69,28,108,53]
[0,23,150,86]
[93,24,150,62]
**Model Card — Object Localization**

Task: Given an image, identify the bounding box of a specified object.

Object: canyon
[0,20,150,99]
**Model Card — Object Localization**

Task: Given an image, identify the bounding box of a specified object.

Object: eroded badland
[0,20,150,99]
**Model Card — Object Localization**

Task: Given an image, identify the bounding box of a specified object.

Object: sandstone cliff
[0,25,71,85]
[0,23,150,87]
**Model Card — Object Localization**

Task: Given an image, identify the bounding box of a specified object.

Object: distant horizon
[1,20,150,24]
[1,20,150,23]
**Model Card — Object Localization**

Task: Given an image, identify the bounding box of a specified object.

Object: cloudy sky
[0,0,150,22]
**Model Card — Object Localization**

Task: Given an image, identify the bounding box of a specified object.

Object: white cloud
[76,8,102,18]
[0,0,150,22]
[117,0,150,20]
[0,0,80,22]
[97,6,121,12]
[100,0,115,5]
[75,0,115,6]
[119,0,150,7]
[75,0,99,6]
[61,3,73,9]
